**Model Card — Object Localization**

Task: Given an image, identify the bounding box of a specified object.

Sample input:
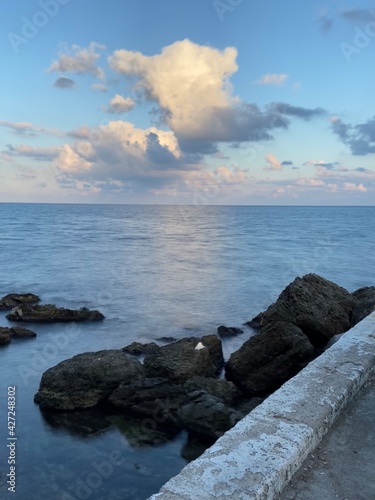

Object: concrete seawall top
[149,312,375,500]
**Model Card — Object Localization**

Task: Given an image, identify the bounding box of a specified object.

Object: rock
[351,286,375,326]
[178,390,243,439]
[34,350,144,411]
[0,326,36,345]
[111,414,181,447]
[183,376,242,406]
[0,293,40,310]
[10,327,37,338]
[122,342,160,356]
[108,377,186,427]
[181,434,216,462]
[6,304,104,323]
[155,336,177,343]
[143,335,224,383]
[0,328,11,345]
[225,321,315,396]
[217,325,244,338]
[42,409,111,437]
[247,274,355,347]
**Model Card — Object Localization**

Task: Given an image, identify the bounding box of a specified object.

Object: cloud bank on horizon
[1,0,374,204]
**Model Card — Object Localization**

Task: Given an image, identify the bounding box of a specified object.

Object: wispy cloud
[330,116,375,155]
[53,76,76,89]
[255,73,289,86]
[106,94,135,113]
[48,42,105,79]
[264,153,283,171]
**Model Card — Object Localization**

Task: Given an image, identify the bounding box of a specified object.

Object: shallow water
[0,204,374,499]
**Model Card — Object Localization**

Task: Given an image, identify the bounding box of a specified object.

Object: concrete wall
[149,312,375,500]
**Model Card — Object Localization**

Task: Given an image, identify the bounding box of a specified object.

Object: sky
[0,0,374,205]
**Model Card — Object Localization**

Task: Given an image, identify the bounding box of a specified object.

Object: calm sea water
[0,204,374,499]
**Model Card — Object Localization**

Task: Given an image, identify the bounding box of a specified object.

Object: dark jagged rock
[178,390,243,439]
[34,350,144,411]
[0,326,37,345]
[225,321,315,396]
[247,273,355,347]
[6,304,104,323]
[122,342,160,356]
[109,377,186,427]
[183,376,242,406]
[143,335,224,383]
[217,325,244,338]
[0,293,40,310]
[351,286,375,326]
[42,409,111,437]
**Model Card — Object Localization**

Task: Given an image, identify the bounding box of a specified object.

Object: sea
[0,204,374,500]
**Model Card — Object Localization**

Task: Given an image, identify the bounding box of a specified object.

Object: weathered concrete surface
[278,372,375,499]
[149,312,375,500]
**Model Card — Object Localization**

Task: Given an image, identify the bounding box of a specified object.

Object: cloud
[0,121,62,137]
[318,15,334,33]
[106,94,135,113]
[341,9,375,23]
[255,73,289,86]
[264,153,282,171]
[53,77,76,89]
[281,160,293,166]
[331,116,375,155]
[343,182,367,192]
[108,39,294,153]
[269,102,326,120]
[303,159,340,169]
[5,144,59,161]
[48,42,105,79]
[91,83,108,92]
[296,178,326,187]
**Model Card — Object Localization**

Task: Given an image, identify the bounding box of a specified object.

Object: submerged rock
[247,273,355,347]
[225,321,314,396]
[217,325,244,338]
[0,293,40,310]
[351,286,375,326]
[143,335,224,383]
[0,326,37,345]
[34,350,144,410]
[6,304,104,323]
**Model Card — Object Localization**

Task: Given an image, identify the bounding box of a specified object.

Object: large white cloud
[108,39,290,152]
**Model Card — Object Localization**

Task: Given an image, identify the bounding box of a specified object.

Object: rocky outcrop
[225,321,315,396]
[122,342,160,356]
[0,326,37,345]
[247,273,355,347]
[351,286,375,326]
[34,350,144,410]
[143,335,224,382]
[0,293,40,310]
[6,304,104,323]
[217,325,244,338]
[179,391,244,438]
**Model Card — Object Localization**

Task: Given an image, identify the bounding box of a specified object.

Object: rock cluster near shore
[0,293,104,348]
[33,273,375,442]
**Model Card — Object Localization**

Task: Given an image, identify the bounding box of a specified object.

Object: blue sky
[0,0,374,204]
